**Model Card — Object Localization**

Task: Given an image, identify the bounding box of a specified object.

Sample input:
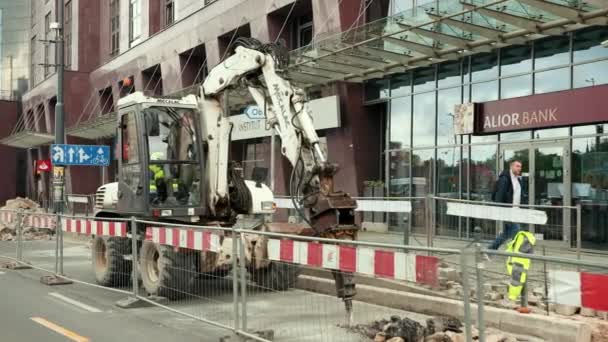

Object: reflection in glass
[391,73,411,97]
[412,92,436,147]
[437,60,462,89]
[573,26,608,63]
[437,147,460,237]
[471,80,498,102]
[387,148,411,232]
[573,124,607,136]
[437,87,461,146]
[572,135,608,249]
[411,149,433,233]
[534,68,570,94]
[500,45,532,76]
[468,144,497,238]
[500,131,531,142]
[573,60,608,89]
[500,75,532,99]
[471,52,498,82]
[413,67,436,93]
[389,97,412,148]
[534,128,569,139]
[534,35,570,69]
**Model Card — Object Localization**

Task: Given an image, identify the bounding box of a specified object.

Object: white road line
[48,292,102,313]
[0,271,5,275]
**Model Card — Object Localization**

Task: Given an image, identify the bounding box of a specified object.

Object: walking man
[489,160,523,250]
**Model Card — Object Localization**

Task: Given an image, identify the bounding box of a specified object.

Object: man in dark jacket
[489,160,523,250]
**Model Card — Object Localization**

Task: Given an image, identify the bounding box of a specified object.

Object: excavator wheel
[139,241,197,299]
[92,236,132,287]
[252,261,301,291]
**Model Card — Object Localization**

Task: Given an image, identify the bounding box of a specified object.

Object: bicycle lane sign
[51,144,111,166]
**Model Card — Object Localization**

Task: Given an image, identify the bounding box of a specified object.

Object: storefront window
[573,60,608,89]
[573,26,608,63]
[534,35,570,70]
[412,92,436,147]
[471,80,498,102]
[572,135,608,250]
[411,149,433,233]
[413,67,436,93]
[534,128,569,139]
[500,45,532,76]
[534,68,570,94]
[391,73,411,98]
[471,52,498,82]
[436,147,461,238]
[469,144,497,202]
[389,97,412,149]
[437,60,462,89]
[500,131,531,142]
[500,75,532,99]
[573,124,607,136]
[388,150,411,197]
[437,87,461,146]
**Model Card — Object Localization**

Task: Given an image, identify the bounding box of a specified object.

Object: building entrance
[499,140,572,246]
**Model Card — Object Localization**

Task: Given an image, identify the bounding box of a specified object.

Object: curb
[297,275,592,342]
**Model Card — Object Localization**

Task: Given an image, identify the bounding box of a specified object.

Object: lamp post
[51,2,65,214]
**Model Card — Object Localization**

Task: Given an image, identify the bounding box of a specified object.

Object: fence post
[459,251,473,342]
[542,246,549,316]
[426,195,433,249]
[576,204,582,263]
[130,217,139,298]
[59,213,64,275]
[55,213,60,274]
[16,210,23,262]
[239,235,248,333]
[231,230,240,334]
[474,242,486,342]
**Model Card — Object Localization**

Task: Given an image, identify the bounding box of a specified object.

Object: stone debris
[342,315,462,342]
[0,197,53,241]
[554,304,579,316]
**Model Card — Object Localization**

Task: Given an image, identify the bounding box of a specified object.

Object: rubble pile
[343,315,522,342]
[0,197,52,241]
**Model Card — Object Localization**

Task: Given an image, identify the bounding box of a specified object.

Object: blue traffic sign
[51,144,111,166]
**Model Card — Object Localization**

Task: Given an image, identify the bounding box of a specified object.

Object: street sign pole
[53,0,65,214]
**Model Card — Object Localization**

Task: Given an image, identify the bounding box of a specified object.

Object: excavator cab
[114,93,207,219]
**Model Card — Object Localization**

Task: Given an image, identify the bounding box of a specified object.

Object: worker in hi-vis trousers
[506,230,536,301]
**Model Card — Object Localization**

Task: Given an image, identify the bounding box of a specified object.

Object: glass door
[499,141,571,244]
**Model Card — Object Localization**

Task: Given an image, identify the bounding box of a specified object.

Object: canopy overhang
[0,131,54,149]
[286,0,608,86]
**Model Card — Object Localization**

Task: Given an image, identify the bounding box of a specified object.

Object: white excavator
[93,38,358,318]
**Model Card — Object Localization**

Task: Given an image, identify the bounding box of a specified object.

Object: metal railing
[0,208,605,342]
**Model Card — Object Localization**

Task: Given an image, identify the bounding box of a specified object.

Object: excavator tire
[252,262,301,291]
[92,236,132,287]
[140,241,197,299]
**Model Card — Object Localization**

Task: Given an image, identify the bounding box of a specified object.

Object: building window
[44,12,51,77]
[129,0,141,47]
[294,13,313,48]
[65,1,72,70]
[110,0,120,56]
[30,36,36,86]
[165,0,174,27]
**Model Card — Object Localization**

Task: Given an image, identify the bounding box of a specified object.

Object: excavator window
[143,106,201,207]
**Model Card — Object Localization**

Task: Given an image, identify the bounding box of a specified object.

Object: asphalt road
[0,238,432,342]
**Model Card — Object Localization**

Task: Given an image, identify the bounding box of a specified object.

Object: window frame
[44,12,51,77]
[64,1,72,69]
[165,0,175,27]
[110,0,120,56]
[129,0,142,47]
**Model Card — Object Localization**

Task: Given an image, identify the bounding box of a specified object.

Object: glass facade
[365,27,608,249]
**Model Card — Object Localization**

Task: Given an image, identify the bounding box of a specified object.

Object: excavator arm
[200,39,358,321]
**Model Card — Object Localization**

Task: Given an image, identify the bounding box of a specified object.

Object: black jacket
[494,170,523,204]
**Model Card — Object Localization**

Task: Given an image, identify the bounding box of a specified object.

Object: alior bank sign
[455,84,608,135]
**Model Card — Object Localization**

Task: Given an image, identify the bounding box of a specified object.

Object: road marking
[48,292,102,313]
[0,271,5,274]
[30,317,90,342]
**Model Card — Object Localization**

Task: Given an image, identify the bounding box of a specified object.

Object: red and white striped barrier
[62,218,128,237]
[145,227,221,253]
[268,239,439,287]
[0,211,14,224]
[548,270,608,311]
[26,215,56,230]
